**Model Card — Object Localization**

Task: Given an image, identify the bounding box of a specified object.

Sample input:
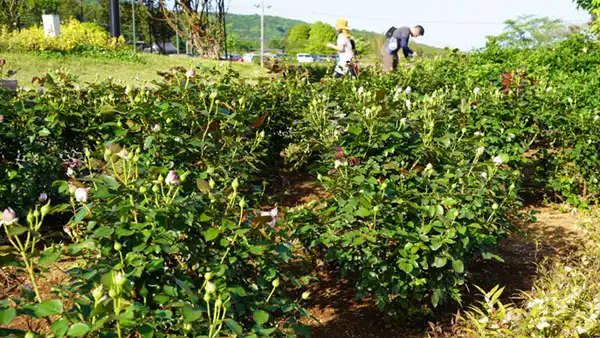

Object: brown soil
[0,261,71,333]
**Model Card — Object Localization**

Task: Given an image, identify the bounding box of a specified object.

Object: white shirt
[336,33,354,65]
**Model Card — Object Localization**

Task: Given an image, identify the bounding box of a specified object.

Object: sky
[225,0,591,51]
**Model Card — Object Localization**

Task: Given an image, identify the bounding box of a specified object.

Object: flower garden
[1,31,600,337]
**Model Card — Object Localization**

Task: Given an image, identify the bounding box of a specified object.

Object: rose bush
[1,30,600,336]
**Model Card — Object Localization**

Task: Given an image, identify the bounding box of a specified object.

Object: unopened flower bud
[272,278,280,288]
[27,210,35,225]
[301,291,311,300]
[165,170,180,186]
[33,210,40,219]
[114,271,126,286]
[92,285,103,301]
[75,188,88,203]
[109,289,117,298]
[204,272,213,281]
[232,178,239,190]
[215,297,223,307]
[205,281,217,294]
[209,178,216,189]
[152,184,160,193]
[157,174,164,183]
[114,242,122,251]
[139,186,148,194]
[203,293,211,303]
[239,199,246,208]
[41,202,51,217]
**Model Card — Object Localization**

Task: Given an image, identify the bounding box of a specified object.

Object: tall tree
[574,0,600,32]
[0,0,27,28]
[492,15,570,48]
[307,21,336,54]
[158,0,226,59]
[285,23,310,49]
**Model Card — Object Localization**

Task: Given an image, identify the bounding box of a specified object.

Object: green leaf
[196,179,211,193]
[182,306,202,322]
[433,257,448,268]
[228,285,247,297]
[8,226,28,236]
[139,325,154,338]
[355,207,371,217]
[204,228,220,242]
[253,310,269,326]
[67,323,90,337]
[73,207,87,223]
[431,288,443,308]
[399,261,413,274]
[99,105,116,113]
[249,246,263,255]
[39,247,62,266]
[93,226,113,238]
[0,308,16,325]
[51,318,69,338]
[224,318,244,335]
[144,136,155,150]
[34,299,63,317]
[39,128,51,137]
[452,260,465,273]
[348,125,362,135]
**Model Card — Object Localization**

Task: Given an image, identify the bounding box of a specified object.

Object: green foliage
[493,15,571,48]
[2,25,600,337]
[307,21,336,54]
[285,23,311,49]
[0,19,136,60]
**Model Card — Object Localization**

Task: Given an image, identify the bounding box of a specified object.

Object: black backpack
[385,26,396,38]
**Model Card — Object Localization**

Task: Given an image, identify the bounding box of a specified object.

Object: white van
[296,53,315,63]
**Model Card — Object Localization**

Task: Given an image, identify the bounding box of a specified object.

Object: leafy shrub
[0,20,136,60]
[3,31,600,336]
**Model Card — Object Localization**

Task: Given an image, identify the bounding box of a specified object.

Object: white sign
[42,14,61,37]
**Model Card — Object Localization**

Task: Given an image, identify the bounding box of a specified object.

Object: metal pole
[80,0,84,22]
[109,0,121,38]
[260,0,264,67]
[132,0,136,52]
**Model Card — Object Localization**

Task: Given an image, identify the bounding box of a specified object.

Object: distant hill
[226,13,443,55]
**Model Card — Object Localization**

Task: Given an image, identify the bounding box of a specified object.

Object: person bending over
[382,25,425,72]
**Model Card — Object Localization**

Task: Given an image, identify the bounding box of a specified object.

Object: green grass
[2,52,268,86]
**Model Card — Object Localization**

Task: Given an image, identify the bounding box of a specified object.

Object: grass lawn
[1,52,268,87]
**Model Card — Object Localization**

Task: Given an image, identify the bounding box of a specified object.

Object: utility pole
[132,1,136,52]
[255,1,271,67]
[260,0,264,67]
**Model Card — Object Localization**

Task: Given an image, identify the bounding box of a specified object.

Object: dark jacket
[385,27,413,58]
